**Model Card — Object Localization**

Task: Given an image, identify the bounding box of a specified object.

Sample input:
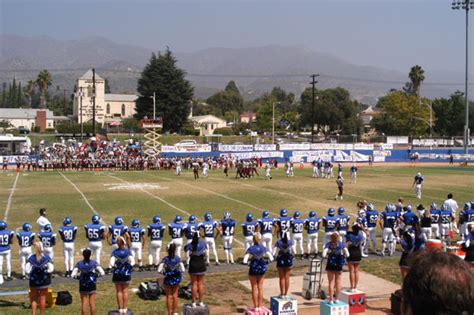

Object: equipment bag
[138,281,161,300]
[178,284,192,300]
[55,291,72,305]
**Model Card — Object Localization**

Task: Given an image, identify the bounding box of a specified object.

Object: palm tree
[408,65,425,97]
[36,70,52,109]
[24,80,36,107]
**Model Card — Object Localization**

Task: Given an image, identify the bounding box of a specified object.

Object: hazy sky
[0,0,471,73]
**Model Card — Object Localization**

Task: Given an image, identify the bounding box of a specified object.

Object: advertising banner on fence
[218,144,254,152]
[220,151,284,159]
[254,144,277,151]
[279,143,311,150]
[161,144,212,152]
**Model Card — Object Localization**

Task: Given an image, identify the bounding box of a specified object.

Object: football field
[0,164,473,314]
[1,164,472,269]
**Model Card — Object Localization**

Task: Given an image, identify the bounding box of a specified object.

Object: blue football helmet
[406,205,413,212]
[189,215,196,223]
[224,212,231,220]
[385,204,392,212]
[174,215,182,223]
[132,219,140,228]
[328,208,335,216]
[44,224,52,232]
[293,211,300,218]
[262,211,269,218]
[92,215,100,224]
[441,203,448,211]
[63,217,72,226]
[309,211,316,218]
[115,217,123,225]
[367,203,374,211]
[22,223,32,232]
[0,221,6,230]
[430,202,438,210]
[338,207,345,215]
[204,213,212,221]
[464,203,471,211]
[153,216,161,224]
[280,209,288,217]
[246,213,253,222]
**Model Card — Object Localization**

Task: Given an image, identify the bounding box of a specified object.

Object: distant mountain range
[0,35,468,105]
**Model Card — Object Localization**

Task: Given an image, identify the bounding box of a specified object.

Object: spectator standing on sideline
[36,208,51,232]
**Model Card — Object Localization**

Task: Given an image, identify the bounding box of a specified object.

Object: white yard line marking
[59,172,102,218]
[108,173,245,247]
[148,173,265,212]
[105,173,191,216]
[3,172,20,221]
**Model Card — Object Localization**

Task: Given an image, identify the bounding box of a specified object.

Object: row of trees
[373,65,473,137]
[0,70,73,116]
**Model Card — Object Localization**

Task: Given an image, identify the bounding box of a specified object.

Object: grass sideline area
[0,164,471,313]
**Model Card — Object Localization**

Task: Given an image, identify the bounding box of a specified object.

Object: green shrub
[214,127,233,136]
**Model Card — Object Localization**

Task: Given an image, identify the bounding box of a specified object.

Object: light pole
[272,102,275,145]
[79,87,84,141]
[150,92,156,120]
[452,0,473,153]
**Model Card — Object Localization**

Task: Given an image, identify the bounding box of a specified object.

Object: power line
[0,67,473,86]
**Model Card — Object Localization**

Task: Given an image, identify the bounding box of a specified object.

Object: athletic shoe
[199,302,205,307]
[5,276,13,281]
[191,303,197,308]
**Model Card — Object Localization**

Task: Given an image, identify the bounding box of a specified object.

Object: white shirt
[36,216,52,232]
[444,199,459,214]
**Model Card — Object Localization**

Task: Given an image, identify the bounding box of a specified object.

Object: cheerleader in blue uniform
[110,237,134,315]
[158,243,185,315]
[273,232,294,298]
[346,224,364,292]
[26,241,54,315]
[243,233,274,312]
[184,232,208,307]
[71,248,105,315]
[323,232,349,304]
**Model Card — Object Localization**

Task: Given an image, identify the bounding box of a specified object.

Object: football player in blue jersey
[147,216,165,270]
[58,217,78,277]
[430,203,441,239]
[108,217,129,252]
[336,207,350,241]
[322,208,339,245]
[17,223,35,279]
[201,213,220,265]
[220,212,236,264]
[84,215,106,265]
[401,205,419,234]
[380,204,399,256]
[242,213,258,250]
[108,217,129,271]
[184,215,201,265]
[168,215,186,258]
[275,209,292,239]
[290,212,305,258]
[365,204,379,254]
[0,221,14,283]
[459,203,470,241]
[129,219,146,271]
[258,211,275,253]
[304,211,320,258]
[461,202,474,242]
[39,224,56,259]
[439,204,455,249]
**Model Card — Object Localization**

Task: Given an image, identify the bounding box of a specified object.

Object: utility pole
[92,68,96,136]
[310,74,319,143]
[272,102,275,145]
[151,92,156,120]
[79,87,84,141]
[452,0,473,153]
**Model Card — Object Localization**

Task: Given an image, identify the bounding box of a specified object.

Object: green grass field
[0,164,472,314]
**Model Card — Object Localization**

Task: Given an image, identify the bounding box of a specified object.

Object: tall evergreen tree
[135,49,194,132]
